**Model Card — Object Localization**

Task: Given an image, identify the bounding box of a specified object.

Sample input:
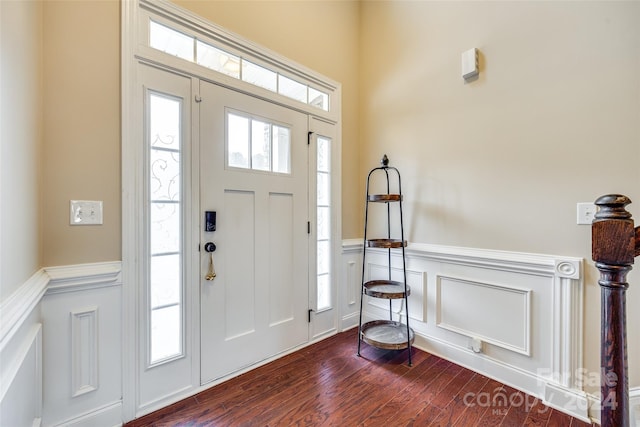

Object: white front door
[199,81,310,383]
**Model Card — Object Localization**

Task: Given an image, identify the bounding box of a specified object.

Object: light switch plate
[70,200,103,225]
[576,202,596,225]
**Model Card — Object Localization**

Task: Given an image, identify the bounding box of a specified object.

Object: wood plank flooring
[125,330,595,427]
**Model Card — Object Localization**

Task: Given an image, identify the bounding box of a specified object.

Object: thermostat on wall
[462,48,479,80]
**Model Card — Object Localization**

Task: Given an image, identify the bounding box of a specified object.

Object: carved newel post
[592,194,639,427]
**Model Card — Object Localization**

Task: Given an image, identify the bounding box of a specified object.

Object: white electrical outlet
[470,337,483,353]
[576,202,596,225]
[70,200,103,225]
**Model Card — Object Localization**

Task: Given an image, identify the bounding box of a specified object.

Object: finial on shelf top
[381,154,389,166]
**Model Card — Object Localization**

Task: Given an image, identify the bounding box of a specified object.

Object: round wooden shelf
[363,280,410,299]
[360,320,414,350]
[366,239,407,248]
[368,194,402,203]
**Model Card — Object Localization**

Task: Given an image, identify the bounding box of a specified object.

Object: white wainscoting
[436,275,531,356]
[2,248,635,426]
[0,319,42,427]
[41,262,122,427]
[340,240,362,331]
[342,239,592,422]
[0,269,47,427]
[0,262,123,427]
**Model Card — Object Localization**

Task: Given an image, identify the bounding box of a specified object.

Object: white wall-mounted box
[462,48,479,80]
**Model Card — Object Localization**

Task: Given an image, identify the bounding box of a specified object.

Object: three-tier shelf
[357,155,414,366]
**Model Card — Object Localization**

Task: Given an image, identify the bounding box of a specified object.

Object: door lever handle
[204,242,217,281]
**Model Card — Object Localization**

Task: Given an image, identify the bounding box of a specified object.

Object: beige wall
[174,0,363,239]
[360,0,639,392]
[0,0,43,301]
[38,0,361,269]
[42,0,121,266]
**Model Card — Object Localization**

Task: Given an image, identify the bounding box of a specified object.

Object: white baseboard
[412,330,592,422]
[340,312,359,331]
[543,381,591,422]
[52,401,123,427]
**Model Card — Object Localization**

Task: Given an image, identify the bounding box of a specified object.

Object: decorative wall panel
[41,262,122,426]
[436,275,531,355]
[71,307,99,397]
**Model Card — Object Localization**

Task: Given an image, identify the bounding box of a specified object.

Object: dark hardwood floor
[125,330,595,426]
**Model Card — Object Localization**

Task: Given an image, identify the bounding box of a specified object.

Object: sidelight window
[147,92,184,365]
[316,136,332,311]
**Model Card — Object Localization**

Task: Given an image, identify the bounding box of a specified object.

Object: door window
[226,111,291,174]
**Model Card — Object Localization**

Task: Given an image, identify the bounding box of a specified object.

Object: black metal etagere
[357,155,414,366]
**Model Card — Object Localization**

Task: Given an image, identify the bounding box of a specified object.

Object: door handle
[204,242,217,281]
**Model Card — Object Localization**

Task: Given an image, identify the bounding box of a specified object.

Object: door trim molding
[122,0,342,421]
[121,0,138,421]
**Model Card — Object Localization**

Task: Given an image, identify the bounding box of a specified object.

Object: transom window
[150,20,330,112]
[226,111,291,174]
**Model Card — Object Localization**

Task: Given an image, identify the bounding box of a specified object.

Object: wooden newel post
[592,194,639,427]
